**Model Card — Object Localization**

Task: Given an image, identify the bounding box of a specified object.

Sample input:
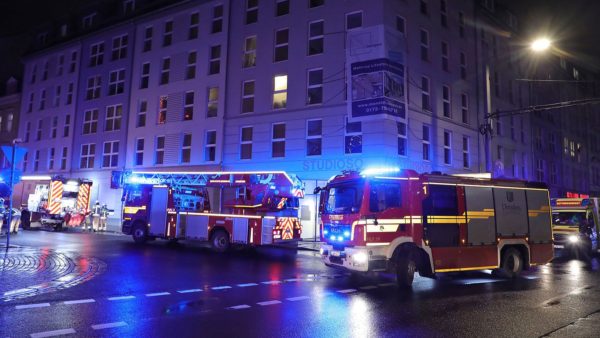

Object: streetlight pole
[5,138,21,250]
[480,64,493,173]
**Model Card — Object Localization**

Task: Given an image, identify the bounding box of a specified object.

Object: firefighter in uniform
[99,204,109,232]
[92,201,101,231]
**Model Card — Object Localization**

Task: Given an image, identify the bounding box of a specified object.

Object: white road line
[261,280,282,285]
[177,289,203,294]
[378,282,396,287]
[284,278,302,282]
[228,304,251,310]
[91,321,127,330]
[237,283,259,287]
[257,300,282,306]
[64,299,95,305]
[145,292,171,297]
[286,296,310,302]
[359,285,378,290]
[211,286,232,290]
[107,295,135,301]
[16,303,50,310]
[337,289,358,294]
[30,328,76,338]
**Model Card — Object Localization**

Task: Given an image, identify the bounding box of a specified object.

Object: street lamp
[5,138,22,250]
[531,38,551,52]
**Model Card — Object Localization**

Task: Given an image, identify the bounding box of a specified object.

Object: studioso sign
[350,58,406,119]
[303,158,364,172]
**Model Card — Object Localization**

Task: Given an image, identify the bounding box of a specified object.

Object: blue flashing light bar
[330,235,336,241]
[343,231,350,238]
[337,236,343,241]
[361,167,401,176]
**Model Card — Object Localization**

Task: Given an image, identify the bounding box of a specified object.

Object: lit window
[158,96,167,124]
[207,87,219,117]
[273,75,287,109]
[243,36,257,68]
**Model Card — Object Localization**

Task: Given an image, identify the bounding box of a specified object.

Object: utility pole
[5,139,21,250]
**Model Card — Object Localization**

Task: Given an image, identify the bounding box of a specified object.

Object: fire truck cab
[551,198,600,256]
[318,168,554,287]
[121,171,304,251]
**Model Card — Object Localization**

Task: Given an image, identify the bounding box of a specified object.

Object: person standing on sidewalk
[99,204,109,232]
[92,201,101,232]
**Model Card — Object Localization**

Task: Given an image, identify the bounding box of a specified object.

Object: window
[102,141,119,168]
[22,153,28,172]
[6,114,13,132]
[536,159,545,182]
[422,124,431,161]
[496,116,503,137]
[442,85,451,117]
[209,45,221,74]
[494,71,500,97]
[36,120,43,141]
[346,11,362,30]
[69,51,78,73]
[108,69,125,95]
[308,21,324,55]
[34,150,40,171]
[80,143,96,169]
[242,80,255,113]
[188,12,199,40]
[155,136,165,165]
[39,89,46,110]
[25,122,31,142]
[443,130,452,165]
[51,116,58,138]
[163,20,173,46]
[207,87,219,117]
[274,28,289,62]
[397,122,407,156]
[160,57,170,85]
[42,61,48,81]
[135,138,144,166]
[205,131,217,161]
[184,91,194,120]
[86,75,101,100]
[83,109,99,134]
[111,35,128,60]
[307,69,323,105]
[550,163,557,184]
[82,13,96,29]
[461,93,469,124]
[240,126,253,159]
[66,83,74,105]
[181,134,192,163]
[185,51,196,80]
[441,41,449,71]
[420,29,429,61]
[158,96,167,124]
[63,115,70,137]
[462,136,470,168]
[440,0,448,27]
[510,116,516,141]
[246,0,258,24]
[53,85,61,107]
[497,145,504,161]
[48,148,55,170]
[273,75,287,109]
[421,76,430,111]
[212,5,223,33]
[460,52,467,80]
[396,16,405,34]
[105,105,122,131]
[89,42,104,67]
[57,55,64,76]
[27,92,34,113]
[276,0,289,16]
[143,26,153,52]
[310,0,324,8]
[345,119,362,154]
[458,12,465,37]
[243,36,257,68]
[137,100,147,127]
[307,119,322,156]
[123,0,135,13]
[272,123,286,157]
[140,62,150,88]
[30,65,37,84]
[420,0,428,15]
[369,182,402,212]
[549,132,556,153]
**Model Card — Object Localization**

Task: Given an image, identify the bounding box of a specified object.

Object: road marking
[337,289,358,294]
[237,283,259,287]
[211,286,232,290]
[146,292,171,297]
[228,304,251,310]
[284,278,302,282]
[91,321,127,330]
[378,282,396,287]
[177,289,203,294]
[261,280,282,285]
[286,296,310,302]
[107,295,135,301]
[257,300,282,306]
[360,285,378,290]
[30,328,76,337]
[16,303,50,310]
[64,299,95,305]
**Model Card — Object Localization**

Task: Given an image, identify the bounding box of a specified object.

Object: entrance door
[149,186,169,236]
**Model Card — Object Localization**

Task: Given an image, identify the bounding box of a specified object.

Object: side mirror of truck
[313,187,321,194]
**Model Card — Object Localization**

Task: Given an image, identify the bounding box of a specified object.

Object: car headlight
[568,235,579,243]
[352,252,368,264]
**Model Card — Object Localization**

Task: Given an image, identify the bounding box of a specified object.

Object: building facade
[0,78,21,171]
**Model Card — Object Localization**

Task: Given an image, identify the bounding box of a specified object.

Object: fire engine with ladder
[317,168,554,287]
[121,171,304,251]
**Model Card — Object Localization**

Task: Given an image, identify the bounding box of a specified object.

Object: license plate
[331,250,341,257]
[554,245,564,249]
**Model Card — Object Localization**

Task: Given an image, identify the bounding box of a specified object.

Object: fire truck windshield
[553,211,588,226]
[324,183,363,214]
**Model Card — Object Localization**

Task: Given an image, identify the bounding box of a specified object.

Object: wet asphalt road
[1,231,600,338]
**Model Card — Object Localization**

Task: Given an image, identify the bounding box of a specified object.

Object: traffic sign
[1,145,27,165]
[0,168,22,185]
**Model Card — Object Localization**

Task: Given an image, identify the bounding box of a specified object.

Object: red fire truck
[121,171,304,251]
[551,198,599,256]
[317,168,554,287]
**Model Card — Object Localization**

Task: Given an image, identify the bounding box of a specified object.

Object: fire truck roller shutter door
[232,218,249,244]
[493,188,529,237]
[183,214,209,240]
[262,217,275,244]
[149,186,169,236]
[526,190,552,244]
[464,186,496,245]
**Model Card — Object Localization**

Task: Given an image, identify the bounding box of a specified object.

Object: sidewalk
[297,240,323,252]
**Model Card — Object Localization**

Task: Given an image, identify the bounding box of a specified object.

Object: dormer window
[123,0,135,14]
[83,13,96,29]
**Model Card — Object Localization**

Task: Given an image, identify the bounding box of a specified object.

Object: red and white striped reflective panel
[293,189,304,198]
[77,184,91,211]
[48,181,64,215]
[278,217,295,240]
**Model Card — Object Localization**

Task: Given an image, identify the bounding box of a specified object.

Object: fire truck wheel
[211,229,230,253]
[498,247,523,278]
[132,223,148,244]
[395,251,416,288]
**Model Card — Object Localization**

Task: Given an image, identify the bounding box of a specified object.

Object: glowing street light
[531,38,551,52]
